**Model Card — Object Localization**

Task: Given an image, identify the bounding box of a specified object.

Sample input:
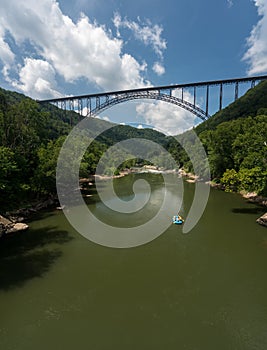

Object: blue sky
[0,0,266,134]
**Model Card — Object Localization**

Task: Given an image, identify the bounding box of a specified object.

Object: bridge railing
[39,75,267,121]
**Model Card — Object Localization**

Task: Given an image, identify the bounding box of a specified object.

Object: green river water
[0,174,267,350]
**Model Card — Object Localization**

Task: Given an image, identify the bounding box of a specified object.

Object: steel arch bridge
[88,90,208,120]
[39,75,267,122]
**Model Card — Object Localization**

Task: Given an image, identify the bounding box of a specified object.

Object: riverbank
[0,214,29,238]
[92,167,267,221]
[80,167,178,185]
[241,192,267,227]
[241,191,267,206]
[178,168,267,227]
[0,196,58,238]
[1,171,129,238]
[2,168,266,236]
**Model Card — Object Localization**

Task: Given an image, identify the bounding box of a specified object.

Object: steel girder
[87,91,209,121]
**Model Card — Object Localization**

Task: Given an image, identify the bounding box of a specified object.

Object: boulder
[0,214,29,236]
[6,222,29,234]
[0,214,12,226]
[256,213,267,227]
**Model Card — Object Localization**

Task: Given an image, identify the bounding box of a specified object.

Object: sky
[0,0,267,134]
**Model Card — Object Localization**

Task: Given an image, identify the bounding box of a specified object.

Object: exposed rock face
[0,214,29,237]
[0,196,58,239]
[257,213,267,227]
[6,222,29,234]
[0,215,12,226]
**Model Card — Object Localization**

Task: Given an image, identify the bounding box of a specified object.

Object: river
[0,174,267,350]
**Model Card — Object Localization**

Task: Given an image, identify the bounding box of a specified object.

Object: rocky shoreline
[242,192,267,227]
[179,170,267,227]
[0,215,29,238]
[1,169,266,237]
[93,168,267,228]
[256,213,267,227]
[77,170,267,229]
[0,196,58,238]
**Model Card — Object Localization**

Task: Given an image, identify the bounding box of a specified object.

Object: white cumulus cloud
[0,0,151,98]
[113,13,167,60]
[152,62,165,76]
[243,0,267,75]
[136,90,198,135]
[0,26,15,66]
[12,58,61,99]
[102,115,110,121]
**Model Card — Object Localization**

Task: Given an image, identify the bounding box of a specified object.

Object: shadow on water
[232,206,266,215]
[0,226,73,291]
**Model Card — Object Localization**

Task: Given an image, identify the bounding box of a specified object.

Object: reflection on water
[92,174,184,228]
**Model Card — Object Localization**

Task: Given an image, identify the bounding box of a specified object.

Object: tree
[33,137,66,194]
[238,167,267,195]
[221,169,239,192]
[0,147,18,207]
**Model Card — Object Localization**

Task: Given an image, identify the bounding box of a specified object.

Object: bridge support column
[235,82,239,101]
[206,85,209,117]
[87,98,91,116]
[69,100,74,125]
[219,83,223,110]
[78,99,83,117]
[61,100,66,111]
[96,96,100,109]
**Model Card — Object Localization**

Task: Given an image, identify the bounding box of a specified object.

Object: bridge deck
[39,75,267,103]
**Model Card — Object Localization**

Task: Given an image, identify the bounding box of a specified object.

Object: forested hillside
[175,81,267,195]
[196,80,267,133]
[0,89,77,209]
[0,88,174,210]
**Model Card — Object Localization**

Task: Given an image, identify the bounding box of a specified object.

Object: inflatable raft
[172,215,184,225]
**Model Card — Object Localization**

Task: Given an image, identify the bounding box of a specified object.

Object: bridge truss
[39,75,267,121]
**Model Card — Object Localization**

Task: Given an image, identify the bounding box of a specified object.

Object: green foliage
[196,80,267,133]
[169,81,267,195]
[82,140,106,174]
[203,114,267,178]
[0,147,18,190]
[232,115,267,169]
[0,87,176,208]
[238,167,267,195]
[204,119,243,177]
[221,169,239,192]
[32,137,66,194]
[221,167,267,195]
[0,88,76,207]
[206,115,267,194]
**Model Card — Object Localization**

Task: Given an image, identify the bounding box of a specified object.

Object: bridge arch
[87,90,209,121]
